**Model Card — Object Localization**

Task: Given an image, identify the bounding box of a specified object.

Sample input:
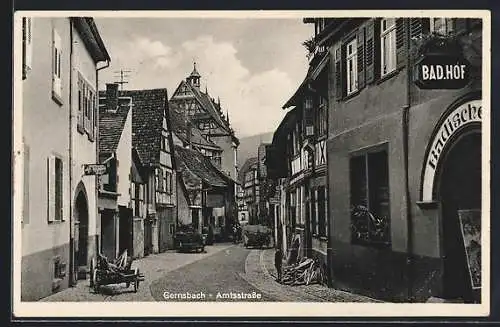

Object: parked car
[175,225,205,253]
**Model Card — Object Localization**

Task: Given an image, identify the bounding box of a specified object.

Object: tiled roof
[182,81,232,134]
[174,145,228,188]
[100,88,169,166]
[98,97,131,159]
[238,157,258,184]
[169,102,221,150]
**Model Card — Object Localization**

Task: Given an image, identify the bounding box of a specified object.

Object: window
[380,18,397,77]
[303,96,314,136]
[22,17,33,79]
[346,38,358,95]
[350,149,390,246]
[77,73,96,141]
[52,28,62,102]
[317,186,327,237]
[316,96,327,137]
[430,18,454,35]
[165,171,173,194]
[48,155,64,222]
[157,168,164,192]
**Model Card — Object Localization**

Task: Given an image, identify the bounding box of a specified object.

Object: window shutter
[77,77,85,133]
[356,26,366,90]
[59,159,65,221]
[334,44,343,99]
[23,144,30,224]
[409,18,430,39]
[365,19,376,84]
[453,18,468,34]
[396,18,407,69]
[88,93,95,141]
[47,156,55,222]
[52,28,62,98]
[84,85,90,133]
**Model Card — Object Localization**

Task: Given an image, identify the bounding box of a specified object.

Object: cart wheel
[93,269,100,293]
[133,268,139,292]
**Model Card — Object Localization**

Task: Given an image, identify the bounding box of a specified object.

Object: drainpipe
[95,59,110,257]
[69,21,75,287]
[403,18,414,302]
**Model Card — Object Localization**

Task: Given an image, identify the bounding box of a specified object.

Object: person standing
[275,248,283,283]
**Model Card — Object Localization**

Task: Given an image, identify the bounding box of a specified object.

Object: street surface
[150,245,275,301]
[41,243,379,303]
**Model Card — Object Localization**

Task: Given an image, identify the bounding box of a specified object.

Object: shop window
[346,38,358,95]
[380,18,397,77]
[349,149,390,246]
[430,18,454,35]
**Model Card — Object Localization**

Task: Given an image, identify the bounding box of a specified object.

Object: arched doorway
[437,129,481,302]
[75,190,89,279]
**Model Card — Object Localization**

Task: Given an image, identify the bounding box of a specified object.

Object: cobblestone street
[41,242,380,303]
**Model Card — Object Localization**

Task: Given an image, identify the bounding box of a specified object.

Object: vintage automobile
[242,224,272,248]
[175,225,205,253]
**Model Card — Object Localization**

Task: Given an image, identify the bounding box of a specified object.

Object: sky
[94,17,312,138]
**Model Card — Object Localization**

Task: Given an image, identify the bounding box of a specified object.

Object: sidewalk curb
[259,248,384,303]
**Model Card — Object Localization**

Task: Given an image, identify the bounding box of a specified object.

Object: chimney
[106,83,119,113]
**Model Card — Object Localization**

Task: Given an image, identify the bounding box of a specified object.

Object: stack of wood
[281,257,325,286]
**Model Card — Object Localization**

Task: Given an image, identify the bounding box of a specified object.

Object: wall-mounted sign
[83,164,107,176]
[421,99,482,202]
[414,55,470,90]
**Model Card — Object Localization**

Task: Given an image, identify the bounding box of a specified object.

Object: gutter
[402,18,415,302]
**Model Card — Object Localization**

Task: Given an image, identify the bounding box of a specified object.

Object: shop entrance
[438,130,481,302]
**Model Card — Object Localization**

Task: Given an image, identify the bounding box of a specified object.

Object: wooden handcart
[90,250,145,293]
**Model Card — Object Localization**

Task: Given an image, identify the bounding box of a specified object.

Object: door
[159,207,175,252]
[119,206,133,256]
[101,209,116,260]
[144,216,153,256]
[439,131,481,302]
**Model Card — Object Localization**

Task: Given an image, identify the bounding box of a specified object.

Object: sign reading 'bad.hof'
[421,99,482,202]
[414,54,470,90]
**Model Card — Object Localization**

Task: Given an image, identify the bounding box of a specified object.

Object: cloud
[177,36,292,137]
[101,34,296,137]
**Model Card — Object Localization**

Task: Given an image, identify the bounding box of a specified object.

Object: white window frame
[380,18,397,77]
[52,27,62,102]
[430,18,454,35]
[346,38,358,95]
